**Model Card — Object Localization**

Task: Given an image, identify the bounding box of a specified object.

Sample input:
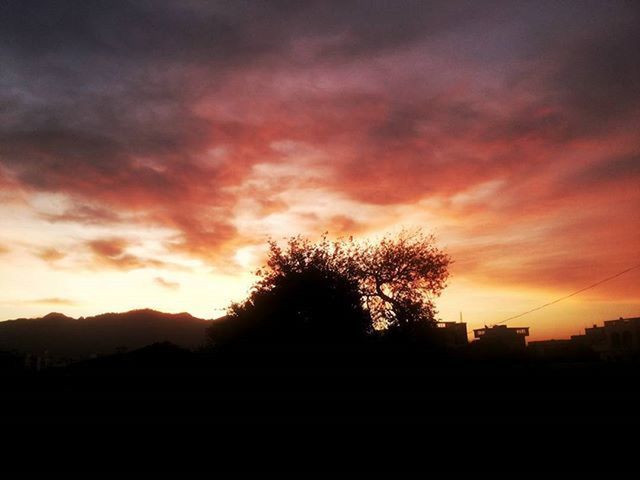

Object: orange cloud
[87,238,168,270]
[27,297,77,306]
[36,248,67,263]
[154,277,180,290]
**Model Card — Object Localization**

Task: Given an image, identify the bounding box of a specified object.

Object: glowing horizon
[1,1,639,341]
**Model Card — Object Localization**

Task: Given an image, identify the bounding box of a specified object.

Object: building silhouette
[570,317,640,359]
[435,321,468,347]
[472,325,529,352]
[527,338,594,360]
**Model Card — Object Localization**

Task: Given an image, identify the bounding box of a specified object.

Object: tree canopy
[207,229,451,346]
[356,230,451,332]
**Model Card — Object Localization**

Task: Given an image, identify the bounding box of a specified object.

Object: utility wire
[468,263,640,333]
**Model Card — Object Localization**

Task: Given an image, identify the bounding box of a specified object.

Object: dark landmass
[2,338,640,471]
[0,309,211,359]
[2,309,640,471]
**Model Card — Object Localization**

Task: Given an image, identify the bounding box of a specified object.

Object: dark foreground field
[2,346,639,471]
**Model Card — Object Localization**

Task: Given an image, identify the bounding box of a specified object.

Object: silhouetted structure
[528,339,572,356]
[24,351,51,371]
[571,317,640,359]
[435,321,468,347]
[527,339,596,361]
[473,325,529,352]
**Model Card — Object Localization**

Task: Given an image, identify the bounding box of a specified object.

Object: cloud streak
[0,1,638,327]
[154,277,180,291]
[87,238,168,270]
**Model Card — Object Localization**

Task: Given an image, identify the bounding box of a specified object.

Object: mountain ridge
[2,308,210,323]
[0,308,216,359]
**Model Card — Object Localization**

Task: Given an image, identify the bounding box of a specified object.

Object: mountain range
[0,309,212,358]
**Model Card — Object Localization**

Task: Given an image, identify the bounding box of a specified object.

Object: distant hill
[0,309,212,358]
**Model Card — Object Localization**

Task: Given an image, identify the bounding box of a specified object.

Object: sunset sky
[1,1,638,340]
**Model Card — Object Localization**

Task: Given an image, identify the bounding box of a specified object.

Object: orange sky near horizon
[1,1,639,341]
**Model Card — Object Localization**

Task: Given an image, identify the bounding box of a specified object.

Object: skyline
[1,1,639,340]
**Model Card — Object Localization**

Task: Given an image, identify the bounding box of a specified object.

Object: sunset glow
[1,1,639,340]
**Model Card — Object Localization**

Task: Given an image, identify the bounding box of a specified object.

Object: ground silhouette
[0,309,209,359]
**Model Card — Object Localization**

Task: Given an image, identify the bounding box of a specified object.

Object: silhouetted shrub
[208,229,451,347]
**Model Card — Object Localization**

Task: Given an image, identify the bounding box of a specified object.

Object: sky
[0,0,639,340]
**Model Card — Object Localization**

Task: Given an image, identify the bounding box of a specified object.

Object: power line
[466,263,640,333]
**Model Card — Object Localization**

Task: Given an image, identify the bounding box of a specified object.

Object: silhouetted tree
[207,229,450,346]
[207,236,369,346]
[356,230,451,335]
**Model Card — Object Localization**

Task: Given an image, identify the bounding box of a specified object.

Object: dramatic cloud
[40,204,123,225]
[0,1,638,335]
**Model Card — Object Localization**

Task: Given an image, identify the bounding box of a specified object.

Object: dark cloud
[0,1,273,63]
[545,11,640,130]
[572,155,640,188]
